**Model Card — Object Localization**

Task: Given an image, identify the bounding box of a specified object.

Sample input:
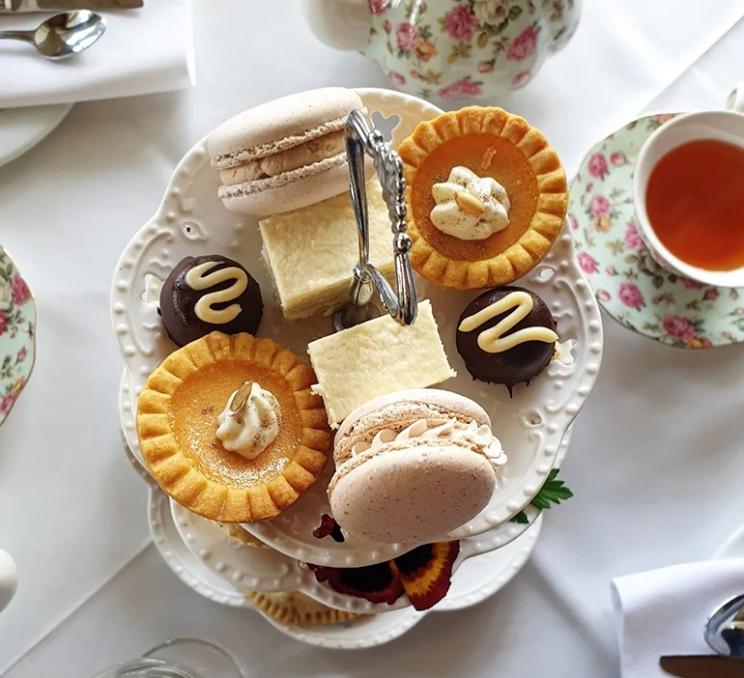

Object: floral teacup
[303,0,582,100]
[634,103,744,287]
[570,113,744,350]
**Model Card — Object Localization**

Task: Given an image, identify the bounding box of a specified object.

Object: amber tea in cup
[645,138,744,271]
[634,110,744,287]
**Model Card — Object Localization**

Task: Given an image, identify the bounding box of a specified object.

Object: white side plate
[0,104,71,168]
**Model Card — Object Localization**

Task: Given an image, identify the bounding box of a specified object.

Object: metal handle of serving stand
[333,109,418,332]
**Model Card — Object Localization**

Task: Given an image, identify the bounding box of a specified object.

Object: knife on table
[0,0,142,11]
[660,655,744,677]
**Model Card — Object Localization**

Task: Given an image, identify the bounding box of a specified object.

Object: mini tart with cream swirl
[398,106,568,289]
[136,332,331,523]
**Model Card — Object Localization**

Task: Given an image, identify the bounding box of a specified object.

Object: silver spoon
[0,11,105,61]
[705,593,744,656]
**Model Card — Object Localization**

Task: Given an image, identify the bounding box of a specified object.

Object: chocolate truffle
[159,255,262,346]
[456,286,558,392]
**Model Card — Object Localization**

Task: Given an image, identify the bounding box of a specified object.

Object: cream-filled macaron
[207,88,362,217]
[328,389,506,543]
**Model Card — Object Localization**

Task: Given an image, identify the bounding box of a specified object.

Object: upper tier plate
[111,87,603,567]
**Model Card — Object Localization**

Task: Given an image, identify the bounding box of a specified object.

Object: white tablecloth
[2,1,744,676]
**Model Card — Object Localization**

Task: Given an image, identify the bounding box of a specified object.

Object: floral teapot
[303,0,582,100]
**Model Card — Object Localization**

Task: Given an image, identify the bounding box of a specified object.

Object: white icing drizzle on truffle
[458,290,558,354]
[185,261,248,324]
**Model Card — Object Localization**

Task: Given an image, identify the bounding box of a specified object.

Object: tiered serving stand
[111,88,604,647]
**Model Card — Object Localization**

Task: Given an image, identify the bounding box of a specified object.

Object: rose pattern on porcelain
[570,113,744,350]
[304,0,581,100]
[0,246,35,426]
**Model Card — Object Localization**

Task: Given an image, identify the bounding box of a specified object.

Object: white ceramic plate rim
[124,369,564,614]
[148,485,542,648]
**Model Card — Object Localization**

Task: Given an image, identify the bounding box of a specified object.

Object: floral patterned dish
[569,113,744,350]
[0,245,35,426]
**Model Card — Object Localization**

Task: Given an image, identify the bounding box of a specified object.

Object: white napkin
[612,558,744,678]
[0,0,194,108]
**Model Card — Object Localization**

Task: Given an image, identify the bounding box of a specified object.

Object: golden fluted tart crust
[137,331,330,522]
[398,107,568,289]
[246,591,359,627]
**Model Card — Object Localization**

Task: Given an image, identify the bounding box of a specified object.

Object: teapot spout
[302,0,371,52]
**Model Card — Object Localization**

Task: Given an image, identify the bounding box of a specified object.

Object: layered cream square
[259,179,395,319]
[307,300,456,426]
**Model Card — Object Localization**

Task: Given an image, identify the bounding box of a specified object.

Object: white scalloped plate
[148,487,424,648]
[149,486,542,648]
[171,499,545,615]
[168,430,567,614]
[120,363,569,585]
[118,369,144,472]
[112,87,602,568]
[435,516,542,612]
[129,388,550,617]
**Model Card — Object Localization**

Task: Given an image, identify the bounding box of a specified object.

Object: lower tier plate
[149,488,542,648]
[148,489,542,650]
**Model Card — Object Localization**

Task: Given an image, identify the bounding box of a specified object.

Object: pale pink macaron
[328,389,507,544]
[207,87,363,217]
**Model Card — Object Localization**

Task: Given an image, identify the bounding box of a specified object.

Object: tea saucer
[569,113,744,349]
[0,245,36,427]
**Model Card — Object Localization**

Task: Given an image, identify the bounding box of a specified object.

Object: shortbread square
[259,179,395,319]
[307,300,456,426]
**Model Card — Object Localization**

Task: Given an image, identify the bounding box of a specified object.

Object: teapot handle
[726,81,744,113]
[0,549,17,614]
[301,0,370,52]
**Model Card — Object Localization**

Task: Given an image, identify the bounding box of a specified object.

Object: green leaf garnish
[510,469,573,523]
[510,511,529,524]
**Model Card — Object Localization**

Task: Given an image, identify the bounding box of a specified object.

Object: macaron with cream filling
[328,389,506,543]
[207,88,363,216]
